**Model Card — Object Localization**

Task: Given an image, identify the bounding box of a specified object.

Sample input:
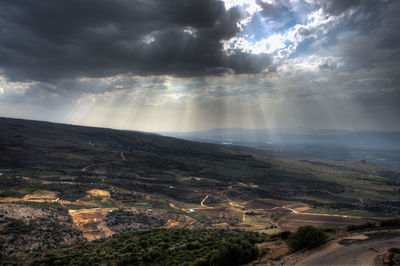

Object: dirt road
[295,231,400,266]
[200,195,209,207]
[81,163,98,172]
[81,151,126,172]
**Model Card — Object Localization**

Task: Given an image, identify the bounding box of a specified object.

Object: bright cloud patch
[223,7,340,58]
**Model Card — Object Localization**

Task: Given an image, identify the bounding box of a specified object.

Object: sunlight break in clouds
[223,8,340,57]
[222,0,261,15]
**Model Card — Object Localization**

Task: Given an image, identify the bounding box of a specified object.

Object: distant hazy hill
[161,128,400,150]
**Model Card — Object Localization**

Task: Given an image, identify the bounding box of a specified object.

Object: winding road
[81,151,126,172]
[81,163,98,172]
[200,195,209,207]
[81,140,127,172]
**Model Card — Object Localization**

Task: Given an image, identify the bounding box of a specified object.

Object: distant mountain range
[160,128,400,150]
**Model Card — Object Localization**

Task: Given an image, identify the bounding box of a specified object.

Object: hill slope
[0,117,399,260]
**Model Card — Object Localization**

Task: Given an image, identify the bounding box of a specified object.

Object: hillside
[0,117,399,261]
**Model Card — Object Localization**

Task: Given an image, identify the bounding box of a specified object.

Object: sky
[0,0,399,132]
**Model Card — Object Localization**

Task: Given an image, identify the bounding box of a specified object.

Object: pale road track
[295,231,400,266]
[81,151,126,172]
[81,163,98,172]
[200,195,209,207]
[272,204,382,229]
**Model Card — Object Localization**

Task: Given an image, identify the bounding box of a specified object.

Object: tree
[287,226,328,251]
[193,237,260,266]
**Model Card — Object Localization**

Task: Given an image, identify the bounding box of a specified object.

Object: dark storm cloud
[0,0,272,82]
[342,0,400,74]
[319,0,364,15]
[324,0,400,115]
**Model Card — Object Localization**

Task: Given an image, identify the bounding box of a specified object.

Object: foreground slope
[291,231,400,266]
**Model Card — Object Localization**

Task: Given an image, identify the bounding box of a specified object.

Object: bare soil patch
[68,208,116,240]
[87,189,110,197]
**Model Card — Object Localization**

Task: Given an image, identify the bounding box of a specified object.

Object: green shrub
[347,222,376,231]
[278,231,292,240]
[13,229,265,266]
[323,227,340,233]
[193,237,259,266]
[381,219,400,227]
[287,226,327,251]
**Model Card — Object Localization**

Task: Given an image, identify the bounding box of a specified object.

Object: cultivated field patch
[68,208,116,240]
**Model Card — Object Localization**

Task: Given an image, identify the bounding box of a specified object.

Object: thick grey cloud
[0,0,272,82]
[319,0,364,15]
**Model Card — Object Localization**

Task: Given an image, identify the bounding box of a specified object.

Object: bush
[193,237,260,266]
[287,226,328,251]
[323,227,340,233]
[347,222,376,231]
[381,219,400,227]
[278,231,292,240]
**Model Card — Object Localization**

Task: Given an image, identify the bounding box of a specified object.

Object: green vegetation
[0,215,83,260]
[16,201,67,211]
[287,226,328,251]
[267,230,293,242]
[381,218,400,227]
[277,231,292,240]
[347,222,376,231]
[193,237,260,266]
[105,209,165,233]
[347,219,400,230]
[16,229,266,265]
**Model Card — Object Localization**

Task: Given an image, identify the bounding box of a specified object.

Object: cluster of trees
[14,229,266,265]
[381,219,400,227]
[348,218,400,231]
[0,216,83,260]
[347,222,376,231]
[193,237,260,266]
[286,226,328,252]
[105,209,165,233]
